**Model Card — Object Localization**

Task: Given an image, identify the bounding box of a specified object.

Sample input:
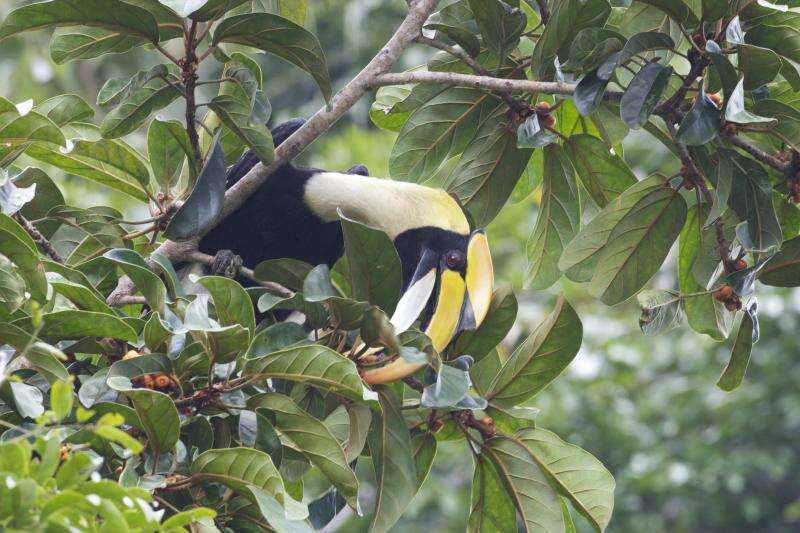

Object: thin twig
[13,213,63,262]
[153,42,181,66]
[723,130,791,172]
[534,0,550,25]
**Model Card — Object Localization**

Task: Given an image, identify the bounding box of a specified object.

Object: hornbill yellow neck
[302,172,494,384]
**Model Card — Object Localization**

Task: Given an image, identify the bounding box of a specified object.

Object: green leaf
[706,42,739,98]
[124,388,180,455]
[198,275,256,334]
[159,0,212,17]
[637,289,684,335]
[702,0,728,20]
[148,119,191,191]
[107,353,172,390]
[517,114,557,148]
[574,70,610,116]
[191,447,285,499]
[360,306,401,354]
[724,78,776,125]
[565,134,637,208]
[0,0,160,43]
[412,433,437,492]
[531,0,612,77]
[247,486,313,533]
[716,301,758,391]
[677,91,721,145]
[389,88,494,182]
[50,28,142,64]
[421,363,472,408]
[26,136,151,202]
[468,453,517,532]
[208,94,274,164]
[525,144,580,290]
[0,214,48,301]
[726,152,782,253]
[0,382,44,419]
[487,295,582,406]
[0,323,70,385]
[212,13,331,101]
[590,178,686,305]
[49,276,114,314]
[0,255,25,314]
[445,107,533,227]
[368,386,416,533]
[104,248,167,312]
[164,137,226,239]
[620,63,673,129]
[423,18,480,58]
[28,310,138,343]
[517,427,616,532]
[243,345,371,402]
[636,0,700,27]
[100,75,181,138]
[370,84,416,132]
[678,206,728,340]
[248,393,359,510]
[467,0,526,60]
[455,283,517,360]
[621,31,675,63]
[340,213,402,313]
[483,434,564,532]
[189,0,250,21]
[758,236,800,286]
[738,44,781,90]
[253,258,313,291]
[0,108,66,149]
[745,24,800,69]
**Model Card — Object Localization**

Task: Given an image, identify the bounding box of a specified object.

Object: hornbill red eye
[445,250,465,269]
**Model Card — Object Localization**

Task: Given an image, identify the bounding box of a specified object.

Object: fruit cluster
[714,284,742,312]
[123,350,177,393]
[535,101,556,127]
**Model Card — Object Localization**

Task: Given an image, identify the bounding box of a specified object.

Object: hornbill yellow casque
[200,119,494,384]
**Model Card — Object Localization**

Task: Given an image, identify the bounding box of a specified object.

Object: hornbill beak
[362,230,494,384]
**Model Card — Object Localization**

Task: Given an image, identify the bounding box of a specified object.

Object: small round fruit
[535,101,551,112]
[154,374,173,390]
[732,259,747,271]
[542,114,556,127]
[708,92,723,107]
[715,285,733,301]
[123,350,141,360]
[479,416,495,427]
[141,374,155,389]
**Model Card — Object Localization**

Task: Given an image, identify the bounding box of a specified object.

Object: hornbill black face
[303,172,494,383]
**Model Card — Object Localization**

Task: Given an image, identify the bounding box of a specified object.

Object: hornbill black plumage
[199,119,494,384]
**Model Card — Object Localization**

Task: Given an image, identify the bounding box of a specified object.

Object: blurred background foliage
[1,0,799,531]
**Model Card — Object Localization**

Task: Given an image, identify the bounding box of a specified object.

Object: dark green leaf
[212,13,331,101]
[104,248,167,312]
[123,388,180,455]
[716,300,758,391]
[148,119,192,190]
[574,70,610,116]
[621,63,673,129]
[468,454,517,532]
[758,236,800,286]
[0,214,48,301]
[29,310,138,343]
[726,152,782,252]
[50,29,142,64]
[191,447,285,500]
[0,0,160,43]
[725,78,776,124]
[340,213,402,313]
[467,0,526,60]
[637,289,684,335]
[455,283,517,360]
[198,275,256,334]
[635,0,699,27]
[677,90,721,146]
[368,386,416,533]
[525,144,580,289]
[100,75,181,138]
[738,44,781,90]
[164,137,226,240]
[565,134,637,209]
[253,258,313,291]
[209,94,274,164]
[487,295,582,406]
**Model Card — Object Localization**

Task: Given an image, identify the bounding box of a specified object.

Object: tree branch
[369,70,583,96]
[13,213,63,262]
[723,130,791,172]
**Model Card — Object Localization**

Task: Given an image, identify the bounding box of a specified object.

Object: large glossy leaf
[738,44,781,90]
[208,94,274,164]
[100,76,181,138]
[189,0,250,21]
[31,310,138,343]
[50,28,142,64]
[340,213,402,314]
[483,434,564,532]
[677,91,721,146]
[620,63,672,129]
[531,0,612,77]
[164,138,226,240]
[0,109,65,149]
[726,152,782,253]
[0,0,160,43]
[389,88,494,182]
[636,0,699,27]
[455,283,517,360]
[248,393,359,509]
[0,214,48,301]
[745,24,800,67]
[26,136,151,201]
[148,119,192,190]
[49,276,114,314]
[565,134,637,208]
[758,236,800,286]
[0,323,69,385]
[487,295,582,406]
[198,276,256,334]
[525,144,580,290]
[445,107,533,227]
[124,388,180,455]
[0,255,25,314]
[191,447,285,499]
[467,0,526,60]
[254,258,313,291]
[368,386,416,533]
[574,70,611,117]
[212,13,331,101]
[104,248,167,312]
[518,428,615,532]
[724,78,775,125]
[468,453,517,532]
[577,176,686,305]
[242,345,370,403]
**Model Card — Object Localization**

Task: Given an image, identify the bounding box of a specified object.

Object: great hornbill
[199,119,494,384]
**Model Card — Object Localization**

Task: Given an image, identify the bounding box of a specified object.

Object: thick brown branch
[14,213,62,262]
[370,70,583,95]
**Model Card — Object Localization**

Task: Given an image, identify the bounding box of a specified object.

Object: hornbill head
[304,172,494,384]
